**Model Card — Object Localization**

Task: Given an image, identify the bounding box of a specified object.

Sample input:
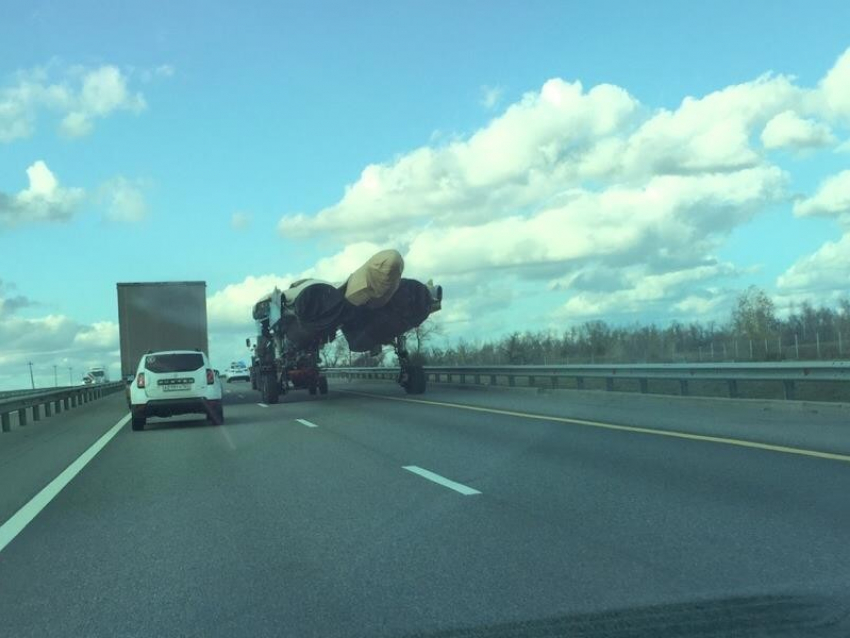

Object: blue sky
[2,1,850,387]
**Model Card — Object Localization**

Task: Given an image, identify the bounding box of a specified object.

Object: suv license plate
[163,384,190,392]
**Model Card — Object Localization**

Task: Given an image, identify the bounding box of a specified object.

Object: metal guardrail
[0,388,71,400]
[325,362,850,401]
[0,382,125,433]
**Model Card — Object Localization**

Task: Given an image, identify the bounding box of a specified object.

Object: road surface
[1,381,849,637]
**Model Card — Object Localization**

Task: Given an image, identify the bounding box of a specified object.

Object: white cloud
[0,63,147,142]
[73,321,119,349]
[279,78,641,241]
[99,176,147,222]
[0,161,85,227]
[404,167,787,277]
[553,262,739,320]
[819,48,850,121]
[59,66,146,138]
[480,85,503,109]
[155,64,175,78]
[776,232,850,294]
[231,211,252,230]
[622,73,802,175]
[793,169,850,222]
[761,110,836,150]
[278,48,850,250]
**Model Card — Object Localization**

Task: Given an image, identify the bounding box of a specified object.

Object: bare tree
[411,318,444,353]
[321,336,349,367]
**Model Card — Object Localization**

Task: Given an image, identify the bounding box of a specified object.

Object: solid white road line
[0,414,130,554]
[258,403,269,408]
[296,418,318,428]
[402,465,481,496]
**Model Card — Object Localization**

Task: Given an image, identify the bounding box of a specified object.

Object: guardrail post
[54,399,62,414]
[474,374,481,384]
[783,380,796,400]
[460,374,466,384]
[605,378,614,392]
[447,373,453,383]
[1,412,10,432]
[551,376,557,389]
[63,397,70,410]
[508,375,515,387]
[18,408,27,426]
[490,375,497,385]
[639,379,648,394]
[71,395,77,408]
[727,380,739,399]
[576,377,585,390]
[679,379,689,396]
[45,401,53,417]
[33,404,41,421]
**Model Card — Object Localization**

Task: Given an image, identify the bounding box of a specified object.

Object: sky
[2,0,850,389]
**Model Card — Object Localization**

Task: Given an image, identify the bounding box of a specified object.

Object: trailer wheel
[262,375,280,404]
[405,366,426,395]
[318,375,329,395]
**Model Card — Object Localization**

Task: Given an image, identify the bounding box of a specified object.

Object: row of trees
[325,288,850,366]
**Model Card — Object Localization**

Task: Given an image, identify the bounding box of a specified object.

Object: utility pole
[28,362,35,389]
[53,365,58,387]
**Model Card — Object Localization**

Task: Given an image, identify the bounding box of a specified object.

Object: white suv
[223,362,250,383]
[129,350,224,431]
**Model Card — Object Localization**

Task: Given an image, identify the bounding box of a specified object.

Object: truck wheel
[405,366,426,395]
[131,408,146,431]
[308,384,317,396]
[318,376,329,395]
[262,375,280,404]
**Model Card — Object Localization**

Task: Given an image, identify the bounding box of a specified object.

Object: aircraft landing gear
[395,336,426,395]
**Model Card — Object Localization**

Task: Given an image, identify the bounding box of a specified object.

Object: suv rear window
[145,353,204,373]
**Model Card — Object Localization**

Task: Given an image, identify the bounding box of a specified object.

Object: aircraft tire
[405,366,426,395]
[262,375,280,404]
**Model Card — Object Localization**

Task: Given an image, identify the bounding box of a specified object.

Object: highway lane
[0,380,849,637]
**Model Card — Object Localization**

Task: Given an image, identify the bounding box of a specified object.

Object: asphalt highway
[1,380,849,637]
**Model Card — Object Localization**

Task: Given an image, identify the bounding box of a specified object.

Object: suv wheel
[131,409,146,431]
[207,404,224,425]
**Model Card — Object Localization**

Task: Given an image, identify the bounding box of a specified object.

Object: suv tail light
[137,372,146,388]
[206,369,215,385]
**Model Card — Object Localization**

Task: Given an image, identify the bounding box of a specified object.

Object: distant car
[128,350,224,431]
[222,363,250,383]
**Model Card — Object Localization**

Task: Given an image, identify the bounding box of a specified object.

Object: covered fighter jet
[247,250,442,403]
